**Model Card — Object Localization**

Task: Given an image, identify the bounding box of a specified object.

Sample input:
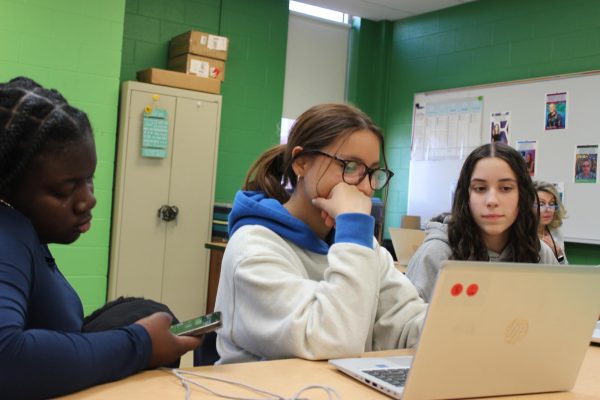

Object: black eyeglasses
[299,150,394,190]
[537,202,559,211]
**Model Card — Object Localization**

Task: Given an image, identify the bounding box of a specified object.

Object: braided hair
[0,77,93,196]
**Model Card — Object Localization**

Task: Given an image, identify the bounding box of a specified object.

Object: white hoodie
[215,191,427,364]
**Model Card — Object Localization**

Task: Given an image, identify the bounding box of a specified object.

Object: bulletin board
[407,70,600,245]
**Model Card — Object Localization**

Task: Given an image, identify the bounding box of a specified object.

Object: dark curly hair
[0,76,93,196]
[448,142,540,262]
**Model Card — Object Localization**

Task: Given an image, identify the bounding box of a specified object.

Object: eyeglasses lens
[342,160,391,190]
[371,170,390,190]
[342,162,365,183]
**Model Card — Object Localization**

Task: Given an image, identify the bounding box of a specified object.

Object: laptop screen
[331,261,600,400]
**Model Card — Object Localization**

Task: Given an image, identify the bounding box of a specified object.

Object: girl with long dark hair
[406,143,557,302]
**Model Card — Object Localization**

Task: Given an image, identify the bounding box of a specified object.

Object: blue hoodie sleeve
[0,217,152,399]
[334,213,375,248]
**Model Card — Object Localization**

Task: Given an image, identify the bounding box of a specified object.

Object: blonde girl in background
[533,180,568,264]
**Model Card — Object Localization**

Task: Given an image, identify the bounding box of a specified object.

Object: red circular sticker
[450,283,463,296]
[466,283,479,296]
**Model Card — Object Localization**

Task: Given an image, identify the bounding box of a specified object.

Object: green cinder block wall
[0,0,127,314]
[349,0,600,264]
[1,0,288,314]
[347,18,392,127]
[5,0,596,315]
[120,0,289,204]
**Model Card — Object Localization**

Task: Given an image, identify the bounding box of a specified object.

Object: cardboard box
[168,54,226,81]
[137,68,221,94]
[169,30,228,60]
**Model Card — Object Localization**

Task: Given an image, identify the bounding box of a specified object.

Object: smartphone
[169,311,222,337]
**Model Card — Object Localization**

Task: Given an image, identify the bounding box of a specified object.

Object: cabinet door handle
[158,205,179,222]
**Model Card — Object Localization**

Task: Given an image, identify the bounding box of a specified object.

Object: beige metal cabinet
[108,81,221,320]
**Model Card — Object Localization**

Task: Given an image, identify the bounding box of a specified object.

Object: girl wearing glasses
[533,181,568,264]
[406,143,558,302]
[215,103,426,364]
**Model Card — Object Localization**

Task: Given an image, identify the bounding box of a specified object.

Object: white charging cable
[164,368,342,400]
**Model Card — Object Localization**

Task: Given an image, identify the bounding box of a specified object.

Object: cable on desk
[164,368,342,400]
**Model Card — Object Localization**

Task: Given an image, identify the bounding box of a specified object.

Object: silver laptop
[330,261,600,400]
[592,320,600,344]
[388,227,426,266]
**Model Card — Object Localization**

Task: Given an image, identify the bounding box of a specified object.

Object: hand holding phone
[169,311,222,337]
[135,311,203,367]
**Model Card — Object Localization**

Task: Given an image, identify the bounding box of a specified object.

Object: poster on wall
[545,92,567,130]
[141,106,169,158]
[410,97,483,161]
[490,111,510,144]
[574,145,598,183]
[516,140,537,177]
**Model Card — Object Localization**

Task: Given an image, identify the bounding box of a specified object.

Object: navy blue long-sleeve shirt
[0,207,152,399]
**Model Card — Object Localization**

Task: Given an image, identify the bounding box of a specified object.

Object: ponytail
[242,103,385,204]
[244,144,295,203]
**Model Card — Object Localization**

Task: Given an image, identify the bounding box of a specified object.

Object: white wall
[282,12,350,119]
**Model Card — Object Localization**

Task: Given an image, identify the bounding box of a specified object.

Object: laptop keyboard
[363,368,410,387]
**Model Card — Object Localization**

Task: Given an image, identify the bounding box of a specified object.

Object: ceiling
[297,0,478,21]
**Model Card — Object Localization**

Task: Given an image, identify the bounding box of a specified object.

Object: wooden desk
[58,346,600,399]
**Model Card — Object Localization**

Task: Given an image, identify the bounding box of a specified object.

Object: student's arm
[218,215,380,361]
[372,247,427,350]
[0,236,152,399]
[404,240,453,302]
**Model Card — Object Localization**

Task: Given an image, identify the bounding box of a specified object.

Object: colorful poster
[545,92,567,130]
[574,145,598,183]
[516,140,537,177]
[490,111,510,144]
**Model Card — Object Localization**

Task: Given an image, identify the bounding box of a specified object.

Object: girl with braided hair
[0,77,200,399]
[405,142,558,302]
